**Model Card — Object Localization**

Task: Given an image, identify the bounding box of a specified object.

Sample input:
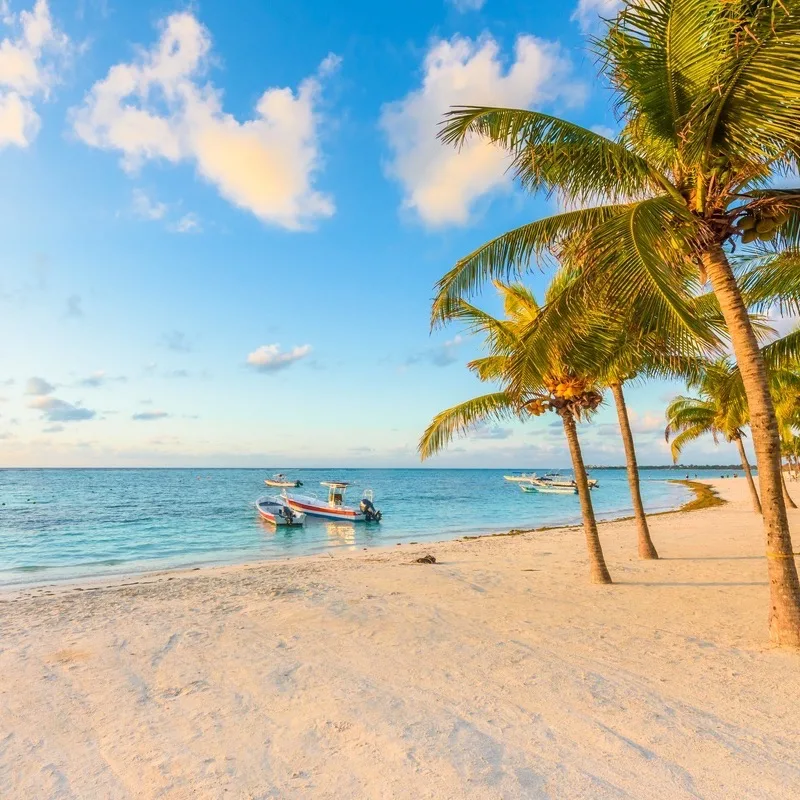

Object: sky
[0,0,753,468]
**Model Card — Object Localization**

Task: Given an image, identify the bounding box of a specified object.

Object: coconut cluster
[526,376,603,418]
[738,209,791,244]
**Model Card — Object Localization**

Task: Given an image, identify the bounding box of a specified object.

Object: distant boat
[265,473,303,488]
[520,480,577,495]
[283,482,382,522]
[503,473,538,483]
[255,496,306,526]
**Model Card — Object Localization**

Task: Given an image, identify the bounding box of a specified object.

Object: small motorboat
[264,473,303,488]
[503,473,538,483]
[283,482,382,522]
[255,496,306,526]
[521,481,577,495]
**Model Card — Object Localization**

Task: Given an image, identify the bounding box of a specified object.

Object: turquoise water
[0,468,727,587]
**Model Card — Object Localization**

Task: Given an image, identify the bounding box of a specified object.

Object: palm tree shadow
[622,581,767,587]
[659,556,764,561]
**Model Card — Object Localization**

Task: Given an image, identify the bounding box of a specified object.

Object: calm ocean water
[0,467,729,587]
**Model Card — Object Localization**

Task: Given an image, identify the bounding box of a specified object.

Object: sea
[0,467,733,587]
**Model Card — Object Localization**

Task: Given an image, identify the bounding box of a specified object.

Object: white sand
[2,478,800,799]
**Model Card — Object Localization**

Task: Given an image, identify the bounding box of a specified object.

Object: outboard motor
[281,505,296,523]
[360,496,382,522]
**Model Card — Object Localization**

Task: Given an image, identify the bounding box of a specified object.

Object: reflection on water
[324,521,357,545]
[0,467,711,586]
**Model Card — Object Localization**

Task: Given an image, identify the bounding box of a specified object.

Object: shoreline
[0,478,714,596]
[2,477,798,799]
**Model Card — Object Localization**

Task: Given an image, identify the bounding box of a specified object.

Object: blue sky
[0,0,749,468]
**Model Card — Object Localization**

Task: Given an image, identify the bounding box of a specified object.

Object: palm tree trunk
[703,244,800,647]
[734,435,761,515]
[781,471,797,509]
[610,381,658,559]
[561,412,612,584]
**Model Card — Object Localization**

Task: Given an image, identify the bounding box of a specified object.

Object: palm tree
[419,282,612,584]
[665,361,762,514]
[430,2,800,645]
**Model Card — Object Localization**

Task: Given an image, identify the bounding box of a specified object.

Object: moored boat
[283,482,382,522]
[264,473,303,488]
[503,473,538,483]
[255,496,306,526]
[520,481,578,495]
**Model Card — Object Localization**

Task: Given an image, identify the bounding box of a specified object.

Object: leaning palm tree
[431,1,800,645]
[665,361,762,514]
[419,282,612,584]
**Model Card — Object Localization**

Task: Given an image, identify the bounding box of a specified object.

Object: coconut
[741,229,758,244]
[739,215,756,231]
[757,230,775,242]
[756,218,777,234]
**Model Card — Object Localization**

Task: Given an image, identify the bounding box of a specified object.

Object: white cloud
[406,334,464,367]
[25,375,54,394]
[72,12,338,230]
[132,410,169,421]
[380,34,583,227]
[246,343,312,372]
[78,370,126,388]
[471,421,513,440]
[168,212,201,233]
[28,395,95,422]
[0,0,69,148]
[131,188,167,220]
[572,0,623,33]
[160,329,192,352]
[448,0,486,11]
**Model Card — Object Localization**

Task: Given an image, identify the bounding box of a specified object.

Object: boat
[255,496,306,526]
[520,481,577,495]
[503,473,538,483]
[264,473,303,488]
[540,472,599,489]
[282,482,382,522]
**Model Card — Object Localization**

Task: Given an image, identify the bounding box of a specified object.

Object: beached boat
[264,473,303,488]
[520,481,578,495]
[255,496,306,526]
[283,482,382,522]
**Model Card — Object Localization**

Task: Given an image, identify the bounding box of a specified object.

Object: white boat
[283,482,382,522]
[504,473,538,483]
[521,481,577,495]
[541,472,599,489]
[255,496,306,526]
[264,473,303,488]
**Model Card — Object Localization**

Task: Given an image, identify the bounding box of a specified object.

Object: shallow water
[0,467,729,586]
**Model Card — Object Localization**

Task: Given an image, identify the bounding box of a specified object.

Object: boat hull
[265,479,301,488]
[255,499,306,526]
[521,483,577,495]
[283,492,367,521]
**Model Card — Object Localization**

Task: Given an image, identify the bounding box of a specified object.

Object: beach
[2,477,799,799]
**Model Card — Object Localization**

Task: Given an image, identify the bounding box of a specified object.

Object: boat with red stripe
[255,496,306,526]
[282,482,382,522]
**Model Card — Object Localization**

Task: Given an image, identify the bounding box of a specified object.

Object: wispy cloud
[160,330,192,352]
[25,376,55,395]
[65,294,83,318]
[572,0,623,33]
[168,212,202,234]
[447,0,486,11]
[131,188,167,220]
[470,422,513,440]
[0,0,70,149]
[380,34,583,226]
[246,344,312,372]
[406,335,463,368]
[28,395,95,422]
[72,12,338,230]
[132,410,169,421]
[77,370,127,388]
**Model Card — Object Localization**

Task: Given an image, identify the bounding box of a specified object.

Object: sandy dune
[2,478,800,799]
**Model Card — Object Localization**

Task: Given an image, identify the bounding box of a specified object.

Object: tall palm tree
[665,361,762,514]
[419,283,612,584]
[430,1,800,645]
